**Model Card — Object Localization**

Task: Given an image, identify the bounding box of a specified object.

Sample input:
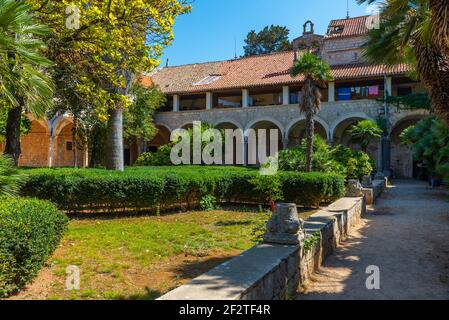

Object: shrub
[20,166,345,213]
[0,155,26,197]
[0,198,68,297]
[332,145,373,180]
[276,136,373,180]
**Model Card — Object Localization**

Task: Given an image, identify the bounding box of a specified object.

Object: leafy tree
[0,0,53,165]
[387,93,431,111]
[290,52,333,172]
[348,120,383,152]
[123,83,166,146]
[27,0,191,170]
[358,0,449,126]
[401,116,449,179]
[243,25,293,57]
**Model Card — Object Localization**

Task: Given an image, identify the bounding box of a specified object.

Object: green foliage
[401,117,449,179]
[135,122,222,166]
[0,155,26,198]
[20,166,345,212]
[123,84,166,144]
[0,198,68,297]
[348,120,383,152]
[0,106,32,143]
[199,194,219,211]
[249,174,283,203]
[277,136,345,175]
[304,232,321,252]
[290,52,333,84]
[0,0,53,117]
[275,135,373,180]
[332,145,374,180]
[387,93,431,111]
[243,25,293,57]
[135,145,173,166]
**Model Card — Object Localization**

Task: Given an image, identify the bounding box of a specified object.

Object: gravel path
[298,180,449,300]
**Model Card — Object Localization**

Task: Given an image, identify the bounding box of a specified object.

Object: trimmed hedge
[0,198,68,297]
[20,166,345,212]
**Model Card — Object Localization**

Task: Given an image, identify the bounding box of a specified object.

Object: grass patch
[11,209,313,300]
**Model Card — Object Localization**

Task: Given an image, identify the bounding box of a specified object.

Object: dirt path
[298,180,449,300]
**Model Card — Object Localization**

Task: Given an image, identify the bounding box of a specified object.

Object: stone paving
[298,180,449,300]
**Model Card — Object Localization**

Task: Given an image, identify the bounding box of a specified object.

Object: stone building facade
[8,15,429,178]
[149,15,428,178]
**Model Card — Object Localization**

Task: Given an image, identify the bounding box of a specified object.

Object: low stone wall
[159,184,384,300]
[362,179,388,205]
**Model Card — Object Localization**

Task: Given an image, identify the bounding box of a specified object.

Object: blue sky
[160,0,371,67]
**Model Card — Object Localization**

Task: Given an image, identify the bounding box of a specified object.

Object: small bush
[20,167,345,213]
[199,194,219,211]
[0,198,68,297]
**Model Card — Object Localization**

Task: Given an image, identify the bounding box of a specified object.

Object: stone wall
[158,183,385,301]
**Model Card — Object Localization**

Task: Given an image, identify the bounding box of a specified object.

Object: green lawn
[13,209,277,300]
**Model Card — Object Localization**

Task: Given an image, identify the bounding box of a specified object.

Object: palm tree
[0,0,53,165]
[290,52,333,172]
[358,0,449,126]
[348,120,383,153]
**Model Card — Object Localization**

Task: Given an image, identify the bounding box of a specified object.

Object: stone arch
[214,119,243,131]
[331,112,379,169]
[18,118,50,167]
[147,124,172,152]
[52,118,84,167]
[285,116,330,147]
[389,113,428,179]
[330,112,375,141]
[244,117,285,137]
[245,119,284,165]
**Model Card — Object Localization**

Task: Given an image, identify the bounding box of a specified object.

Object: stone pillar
[283,137,289,149]
[385,76,392,96]
[206,92,213,110]
[48,131,54,168]
[242,89,249,108]
[282,86,290,105]
[328,81,335,102]
[381,135,391,174]
[264,203,305,245]
[243,135,249,166]
[173,95,180,112]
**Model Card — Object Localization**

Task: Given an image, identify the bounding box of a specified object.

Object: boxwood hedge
[20,166,345,213]
[0,198,68,297]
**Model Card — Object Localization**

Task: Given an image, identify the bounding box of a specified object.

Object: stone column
[264,203,305,245]
[173,95,180,112]
[48,130,54,168]
[206,92,213,110]
[282,86,290,105]
[242,89,249,108]
[328,81,335,102]
[385,76,392,96]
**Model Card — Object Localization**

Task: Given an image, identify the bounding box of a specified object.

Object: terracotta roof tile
[149,51,413,95]
[325,15,370,39]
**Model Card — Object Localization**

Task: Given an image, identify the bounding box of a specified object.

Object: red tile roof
[325,15,370,39]
[150,51,413,95]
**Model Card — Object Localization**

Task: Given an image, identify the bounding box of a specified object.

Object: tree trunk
[302,78,315,172]
[4,106,22,166]
[305,111,315,172]
[105,108,124,171]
